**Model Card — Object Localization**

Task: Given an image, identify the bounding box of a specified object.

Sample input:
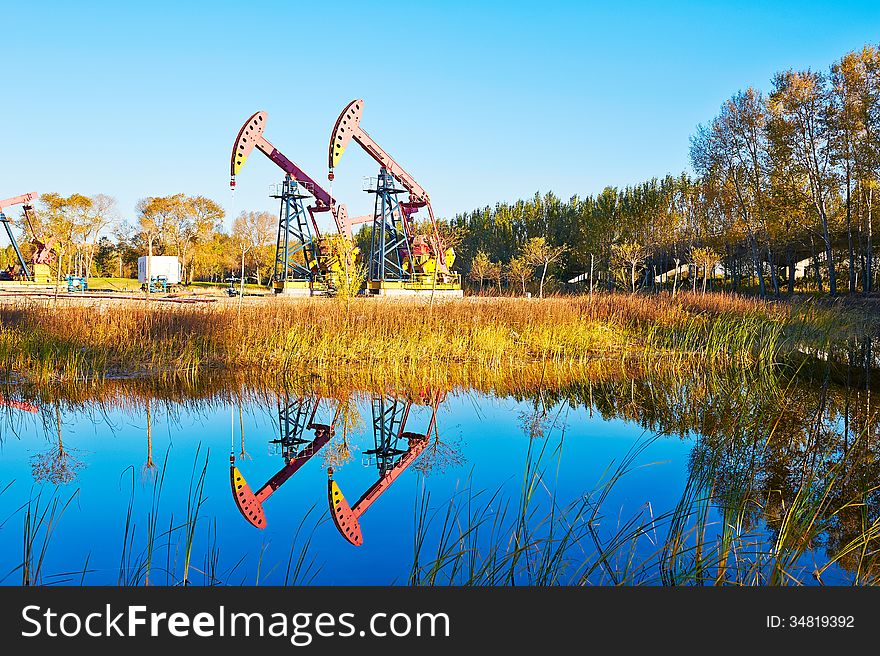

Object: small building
[137,256,182,285]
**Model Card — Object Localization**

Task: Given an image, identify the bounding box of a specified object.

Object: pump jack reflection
[231,394,341,528]
[328,390,444,546]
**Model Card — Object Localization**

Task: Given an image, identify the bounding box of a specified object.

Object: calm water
[1,363,877,585]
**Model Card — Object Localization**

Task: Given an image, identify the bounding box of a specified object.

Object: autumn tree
[488,258,503,294]
[832,46,880,292]
[135,195,225,285]
[321,233,367,303]
[33,194,119,279]
[244,210,275,285]
[31,402,84,485]
[506,255,533,295]
[34,193,92,280]
[136,195,175,287]
[691,88,772,297]
[768,70,840,296]
[159,194,224,284]
[522,237,567,298]
[468,250,491,292]
[690,246,721,294]
[231,211,259,296]
[612,241,647,293]
[185,196,225,283]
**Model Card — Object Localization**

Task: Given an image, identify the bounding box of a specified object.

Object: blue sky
[2,1,878,232]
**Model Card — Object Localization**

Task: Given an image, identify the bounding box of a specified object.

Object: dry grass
[0,292,869,385]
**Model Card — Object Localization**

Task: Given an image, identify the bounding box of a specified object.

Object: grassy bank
[0,292,872,384]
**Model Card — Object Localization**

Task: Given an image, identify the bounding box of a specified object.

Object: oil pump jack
[0,192,55,283]
[328,390,443,546]
[231,112,370,295]
[231,394,341,528]
[328,100,462,296]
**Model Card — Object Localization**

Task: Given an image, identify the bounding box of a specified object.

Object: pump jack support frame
[0,192,40,281]
[272,176,322,290]
[368,169,413,283]
[0,213,30,281]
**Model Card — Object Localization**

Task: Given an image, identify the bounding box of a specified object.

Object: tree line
[453,44,880,297]
[14,192,279,285]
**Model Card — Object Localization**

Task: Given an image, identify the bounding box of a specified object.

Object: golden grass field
[0,290,868,386]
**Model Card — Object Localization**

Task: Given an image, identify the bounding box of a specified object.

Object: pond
[1,358,878,586]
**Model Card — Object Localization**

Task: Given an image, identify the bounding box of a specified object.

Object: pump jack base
[366,281,463,297]
[32,264,52,284]
[0,280,54,292]
[273,280,321,296]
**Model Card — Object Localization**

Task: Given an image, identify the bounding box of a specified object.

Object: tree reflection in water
[30,401,84,486]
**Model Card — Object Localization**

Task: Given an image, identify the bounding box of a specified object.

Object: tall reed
[1,293,870,384]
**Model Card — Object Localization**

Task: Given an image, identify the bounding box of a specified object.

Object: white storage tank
[137,256,182,284]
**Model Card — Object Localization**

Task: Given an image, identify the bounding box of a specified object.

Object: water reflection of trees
[322,396,362,470]
[31,401,84,485]
[526,359,880,581]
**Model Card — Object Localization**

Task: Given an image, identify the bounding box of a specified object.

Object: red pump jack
[328,391,441,546]
[232,396,340,528]
[0,192,55,280]
[0,394,38,413]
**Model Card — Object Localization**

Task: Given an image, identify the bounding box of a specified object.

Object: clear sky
[3,0,879,232]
